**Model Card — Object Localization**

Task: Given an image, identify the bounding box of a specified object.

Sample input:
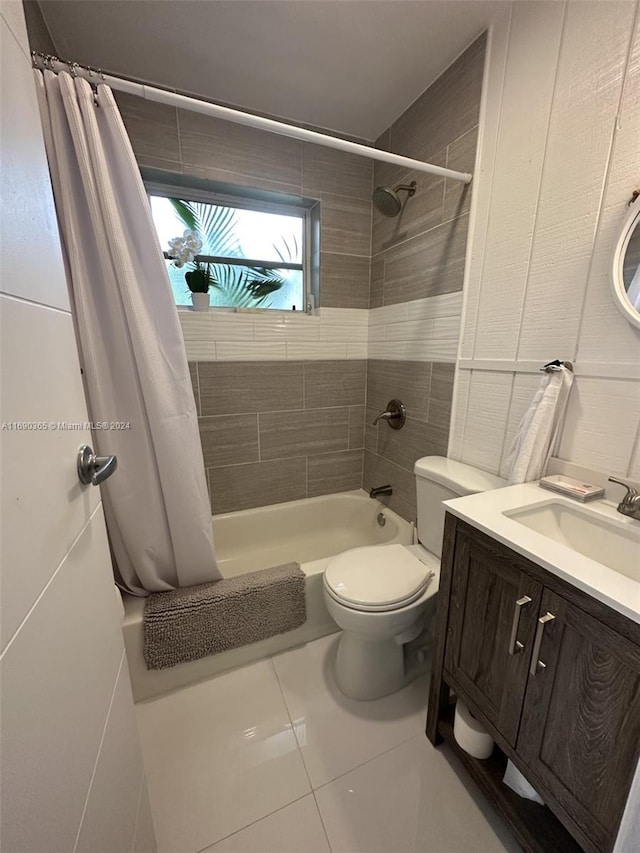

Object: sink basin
[503,500,640,582]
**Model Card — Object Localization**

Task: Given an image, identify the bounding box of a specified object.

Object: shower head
[372,181,417,217]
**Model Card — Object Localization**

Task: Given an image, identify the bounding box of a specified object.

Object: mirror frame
[612,194,640,330]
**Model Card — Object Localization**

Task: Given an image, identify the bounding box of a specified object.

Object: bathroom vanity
[426,484,640,853]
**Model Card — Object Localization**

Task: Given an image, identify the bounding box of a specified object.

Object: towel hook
[541,360,573,374]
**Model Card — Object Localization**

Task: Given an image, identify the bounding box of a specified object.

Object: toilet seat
[324,544,433,613]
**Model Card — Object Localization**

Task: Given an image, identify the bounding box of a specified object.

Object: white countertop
[444,482,640,625]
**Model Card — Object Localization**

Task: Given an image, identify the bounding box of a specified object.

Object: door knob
[77,445,118,486]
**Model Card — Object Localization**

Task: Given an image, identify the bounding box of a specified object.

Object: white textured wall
[0,3,155,850]
[450,0,640,480]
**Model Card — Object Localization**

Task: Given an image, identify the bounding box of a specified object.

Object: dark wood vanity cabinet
[427,514,640,853]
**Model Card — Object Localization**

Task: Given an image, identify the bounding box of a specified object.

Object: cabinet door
[518,589,640,852]
[445,530,543,746]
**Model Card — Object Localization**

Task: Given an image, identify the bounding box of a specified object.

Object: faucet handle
[608,477,639,500]
[371,399,406,430]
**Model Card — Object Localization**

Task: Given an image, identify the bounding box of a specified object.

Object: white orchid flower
[168,231,203,267]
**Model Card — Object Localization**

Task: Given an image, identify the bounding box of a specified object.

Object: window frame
[146,180,313,312]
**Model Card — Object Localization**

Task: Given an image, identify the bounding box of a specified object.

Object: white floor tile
[272,633,429,788]
[136,660,311,853]
[203,795,330,853]
[315,735,519,853]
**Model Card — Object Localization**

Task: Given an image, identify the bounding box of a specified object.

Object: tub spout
[369,484,393,499]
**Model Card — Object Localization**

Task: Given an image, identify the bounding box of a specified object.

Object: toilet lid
[324,544,431,609]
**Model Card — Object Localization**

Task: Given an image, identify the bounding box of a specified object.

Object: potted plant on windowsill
[168,230,212,311]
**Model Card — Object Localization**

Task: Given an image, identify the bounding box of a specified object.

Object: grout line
[465,7,512,363]
[129,771,146,853]
[193,792,312,853]
[194,361,202,415]
[312,731,424,794]
[175,106,183,164]
[0,501,104,661]
[311,788,334,853]
[73,652,127,853]
[369,211,470,260]
[513,1,567,361]
[256,413,262,462]
[496,372,517,476]
[0,290,73,317]
[269,658,316,791]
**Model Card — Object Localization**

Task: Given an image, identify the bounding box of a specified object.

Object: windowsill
[176,305,317,317]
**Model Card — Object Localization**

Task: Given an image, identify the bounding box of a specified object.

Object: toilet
[323,456,506,700]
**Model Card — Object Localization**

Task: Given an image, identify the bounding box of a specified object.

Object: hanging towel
[506,366,574,484]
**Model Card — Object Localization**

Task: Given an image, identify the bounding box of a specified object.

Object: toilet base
[334,632,407,701]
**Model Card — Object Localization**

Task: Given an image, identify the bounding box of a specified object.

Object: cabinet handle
[508,595,532,655]
[530,612,556,676]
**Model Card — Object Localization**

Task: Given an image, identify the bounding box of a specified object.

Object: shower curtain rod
[32,52,473,185]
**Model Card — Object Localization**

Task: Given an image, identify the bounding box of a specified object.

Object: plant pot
[191,292,210,312]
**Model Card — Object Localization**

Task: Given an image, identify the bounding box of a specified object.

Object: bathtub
[123,490,414,701]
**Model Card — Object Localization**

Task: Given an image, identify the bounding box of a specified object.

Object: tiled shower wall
[114,35,485,519]
[190,359,366,514]
[115,90,373,513]
[362,34,486,519]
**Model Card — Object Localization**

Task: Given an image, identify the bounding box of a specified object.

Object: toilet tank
[414,456,506,557]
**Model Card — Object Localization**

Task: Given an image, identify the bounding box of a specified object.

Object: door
[0,7,155,852]
[518,589,640,853]
[445,528,542,746]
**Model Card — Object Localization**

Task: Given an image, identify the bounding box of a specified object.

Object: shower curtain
[35,70,221,595]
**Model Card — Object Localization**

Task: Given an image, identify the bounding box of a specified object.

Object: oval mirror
[612,194,640,329]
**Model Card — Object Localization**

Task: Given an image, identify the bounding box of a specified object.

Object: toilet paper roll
[453,700,494,759]
[503,759,544,804]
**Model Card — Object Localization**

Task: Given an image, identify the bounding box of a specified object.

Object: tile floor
[136,634,519,853]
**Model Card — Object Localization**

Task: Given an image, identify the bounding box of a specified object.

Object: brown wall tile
[428,363,456,429]
[259,408,349,460]
[444,126,478,222]
[199,414,259,468]
[389,32,486,164]
[367,360,432,421]
[189,362,200,415]
[376,416,449,472]
[304,360,366,409]
[320,192,371,256]
[178,109,303,190]
[209,457,306,514]
[363,451,417,522]
[303,144,372,199]
[369,255,384,309]
[320,253,370,309]
[372,158,445,256]
[365,359,454,522]
[307,450,363,497]
[198,361,304,416]
[115,92,181,165]
[382,214,469,304]
[364,406,379,453]
[348,406,365,450]
[184,163,301,198]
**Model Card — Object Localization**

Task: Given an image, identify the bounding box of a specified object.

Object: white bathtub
[123,490,414,701]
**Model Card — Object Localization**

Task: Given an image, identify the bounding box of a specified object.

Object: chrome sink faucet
[608,477,640,520]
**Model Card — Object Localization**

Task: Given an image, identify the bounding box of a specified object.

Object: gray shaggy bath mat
[143,562,306,670]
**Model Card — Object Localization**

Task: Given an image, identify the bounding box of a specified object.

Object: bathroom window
[148,187,309,311]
